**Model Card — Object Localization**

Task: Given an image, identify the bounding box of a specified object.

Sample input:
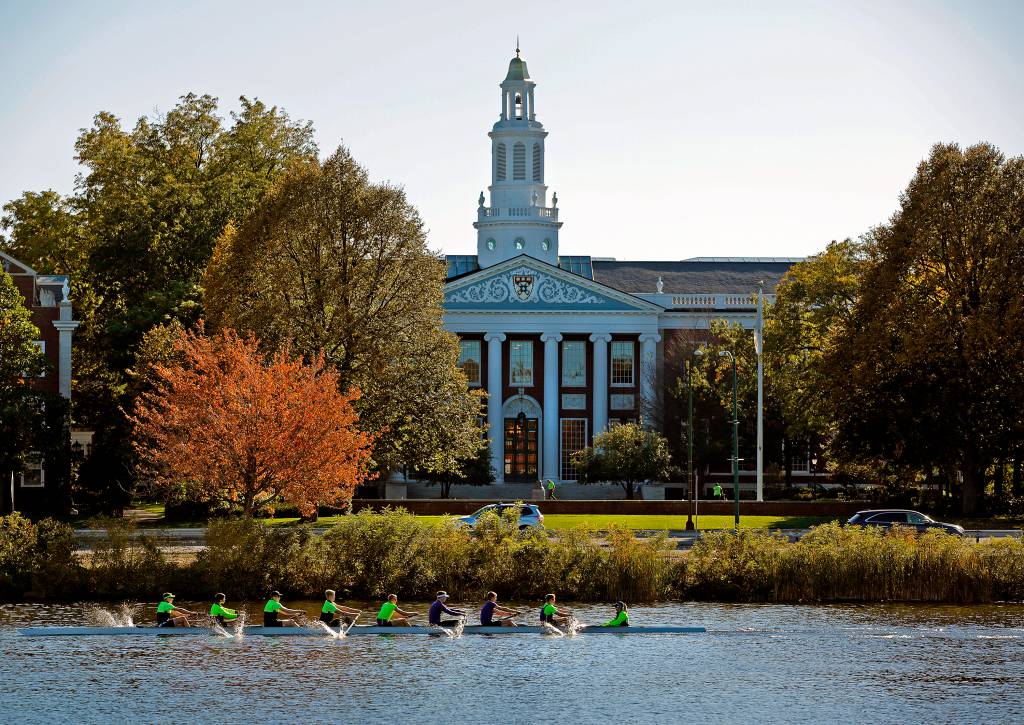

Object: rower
[209,593,239,626]
[480,591,519,627]
[539,593,571,626]
[263,590,303,627]
[601,601,629,627]
[320,590,361,627]
[427,591,465,627]
[156,593,196,628]
[376,594,417,627]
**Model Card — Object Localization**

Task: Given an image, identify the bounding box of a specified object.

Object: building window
[459,340,482,387]
[513,142,526,180]
[532,143,542,181]
[510,340,533,386]
[611,341,635,385]
[560,419,588,480]
[541,239,550,251]
[19,453,45,488]
[561,341,586,387]
[486,238,496,250]
[514,237,525,250]
[496,143,507,181]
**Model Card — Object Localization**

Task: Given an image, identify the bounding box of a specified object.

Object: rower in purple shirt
[427,591,465,627]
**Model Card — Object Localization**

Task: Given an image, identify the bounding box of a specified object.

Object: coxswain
[156,593,196,628]
[600,601,629,627]
[375,594,417,627]
[480,591,519,627]
[209,593,239,626]
[320,589,361,627]
[263,591,303,627]
[427,591,465,627]
[539,593,571,626]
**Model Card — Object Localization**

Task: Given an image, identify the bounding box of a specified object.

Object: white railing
[478,206,558,221]
[649,293,777,309]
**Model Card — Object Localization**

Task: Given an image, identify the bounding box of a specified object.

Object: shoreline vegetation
[2,509,1023,605]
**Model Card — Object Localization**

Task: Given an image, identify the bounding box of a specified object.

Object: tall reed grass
[2,512,1023,604]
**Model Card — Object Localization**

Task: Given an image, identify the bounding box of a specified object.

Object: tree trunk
[961,457,985,516]
[624,481,634,500]
[1012,449,1023,498]
[995,458,1006,500]
[441,480,452,499]
[783,438,793,489]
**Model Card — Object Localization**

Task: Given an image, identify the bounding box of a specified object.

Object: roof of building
[444,255,802,294]
[592,258,801,295]
[505,56,530,82]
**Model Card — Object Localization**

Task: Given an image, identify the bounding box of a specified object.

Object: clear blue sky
[2,0,1022,259]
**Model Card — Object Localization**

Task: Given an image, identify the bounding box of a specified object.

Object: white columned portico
[484,332,506,483]
[541,332,562,481]
[590,333,611,437]
[638,333,661,426]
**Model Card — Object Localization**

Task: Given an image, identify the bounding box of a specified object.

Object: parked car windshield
[907,512,930,524]
[471,505,497,517]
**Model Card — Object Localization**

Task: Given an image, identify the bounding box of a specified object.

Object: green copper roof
[504,56,530,82]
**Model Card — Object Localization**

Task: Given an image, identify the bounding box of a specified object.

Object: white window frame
[19,453,45,488]
[561,341,586,387]
[458,340,482,387]
[610,341,635,386]
[509,340,534,386]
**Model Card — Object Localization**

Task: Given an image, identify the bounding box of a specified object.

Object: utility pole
[755,282,764,502]
[720,350,740,529]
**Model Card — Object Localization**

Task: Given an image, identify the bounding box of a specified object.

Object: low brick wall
[351,499,865,517]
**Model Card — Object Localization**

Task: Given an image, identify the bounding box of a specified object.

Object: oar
[343,613,360,635]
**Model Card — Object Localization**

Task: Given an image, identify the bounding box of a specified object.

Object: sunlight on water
[438,619,465,639]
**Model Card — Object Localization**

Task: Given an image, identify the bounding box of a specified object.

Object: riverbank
[3,510,1023,604]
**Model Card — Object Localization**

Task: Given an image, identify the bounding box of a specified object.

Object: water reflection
[1,602,1022,724]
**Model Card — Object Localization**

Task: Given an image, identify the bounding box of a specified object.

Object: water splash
[85,604,139,628]
[541,622,564,637]
[214,610,247,639]
[565,617,585,638]
[312,620,345,640]
[439,619,465,639]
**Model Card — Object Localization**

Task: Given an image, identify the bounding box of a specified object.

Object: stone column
[541,332,562,482]
[590,333,612,437]
[52,300,79,400]
[528,89,536,121]
[502,91,508,121]
[638,333,662,426]
[484,332,506,483]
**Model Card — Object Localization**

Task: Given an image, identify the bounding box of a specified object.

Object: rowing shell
[18,625,706,637]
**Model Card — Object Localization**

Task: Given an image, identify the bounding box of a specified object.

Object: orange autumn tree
[131,324,376,516]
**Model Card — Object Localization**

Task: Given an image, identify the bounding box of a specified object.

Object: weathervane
[516,35,520,58]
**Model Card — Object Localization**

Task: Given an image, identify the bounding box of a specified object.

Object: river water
[1,601,1022,724]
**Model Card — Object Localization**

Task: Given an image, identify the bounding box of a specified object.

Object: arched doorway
[502,394,542,482]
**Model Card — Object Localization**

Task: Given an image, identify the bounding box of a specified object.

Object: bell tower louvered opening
[532,143,542,182]
[513,142,526,180]
[496,143,507,181]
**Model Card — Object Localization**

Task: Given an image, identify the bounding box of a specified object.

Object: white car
[456,503,544,530]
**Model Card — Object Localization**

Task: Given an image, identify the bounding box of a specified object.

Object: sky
[1,0,1022,260]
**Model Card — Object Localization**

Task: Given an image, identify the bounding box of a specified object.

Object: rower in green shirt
[320,589,362,627]
[209,593,239,625]
[375,594,418,627]
[601,601,629,627]
[263,590,303,627]
[539,593,571,626]
[156,592,197,628]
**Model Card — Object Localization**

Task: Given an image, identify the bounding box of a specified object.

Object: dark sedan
[847,509,965,536]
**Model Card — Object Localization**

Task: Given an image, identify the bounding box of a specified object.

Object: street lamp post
[685,348,705,531]
[720,350,740,529]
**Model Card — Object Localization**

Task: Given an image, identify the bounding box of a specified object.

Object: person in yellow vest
[209,593,239,626]
[263,591,303,627]
[545,479,557,500]
[320,590,361,627]
[713,483,723,500]
[156,593,197,628]
[375,594,418,627]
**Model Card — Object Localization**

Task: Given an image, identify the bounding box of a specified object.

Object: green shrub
[83,517,173,599]
[193,517,309,598]
[0,514,80,600]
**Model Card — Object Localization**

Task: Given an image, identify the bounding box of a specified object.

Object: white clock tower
[475,47,562,268]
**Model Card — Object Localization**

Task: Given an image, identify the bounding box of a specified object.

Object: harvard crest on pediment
[447,265,605,306]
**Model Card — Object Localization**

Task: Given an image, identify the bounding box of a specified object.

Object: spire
[516,36,520,58]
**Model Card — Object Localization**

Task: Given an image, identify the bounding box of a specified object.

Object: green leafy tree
[825,142,1024,514]
[573,422,672,499]
[415,441,494,498]
[204,145,485,476]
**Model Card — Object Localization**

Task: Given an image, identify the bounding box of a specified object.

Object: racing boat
[18,624,705,637]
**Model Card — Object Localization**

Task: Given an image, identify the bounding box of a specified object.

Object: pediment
[444,256,661,313]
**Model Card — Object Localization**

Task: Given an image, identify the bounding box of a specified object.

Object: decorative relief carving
[447,267,606,306]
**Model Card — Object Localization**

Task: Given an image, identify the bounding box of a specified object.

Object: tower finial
[516,36,520,58]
